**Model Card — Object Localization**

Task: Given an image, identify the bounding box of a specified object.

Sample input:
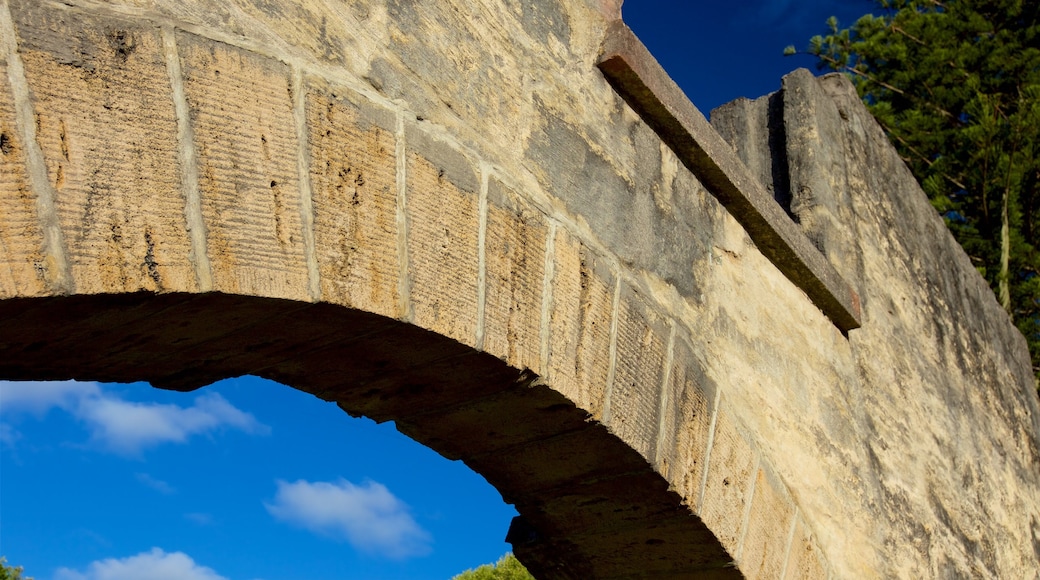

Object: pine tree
[788,0,1040,382]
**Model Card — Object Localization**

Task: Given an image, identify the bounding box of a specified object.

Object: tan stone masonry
[0,1,1037,578]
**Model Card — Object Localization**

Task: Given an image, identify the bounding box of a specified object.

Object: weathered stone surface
[1,1,1038,579]
[713,68,1040,578]
[784,517,827,580]
[178,32,308,300]
[483,178,547,372]
[12,1,196,294]
[655,336,716,501]
[606,283,668,459]
[546,227,615,418]
[526,99,716,300]
[739,466,796,578]
[405,126,480,346]
[597,21,861,332]
[0,55,45,298]
[699,402,758,556]
[306,77,399,318]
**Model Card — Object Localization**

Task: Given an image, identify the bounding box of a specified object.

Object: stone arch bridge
[1,0,1038,578]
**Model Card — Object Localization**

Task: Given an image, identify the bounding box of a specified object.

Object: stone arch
[0,292,737,578]
[0,1,775,577]
[3,0,985,577]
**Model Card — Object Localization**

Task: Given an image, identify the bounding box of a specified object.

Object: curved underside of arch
[0,292,737,578]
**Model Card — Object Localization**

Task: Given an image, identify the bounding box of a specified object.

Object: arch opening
[0,375,520,579]
[0,292,738,579]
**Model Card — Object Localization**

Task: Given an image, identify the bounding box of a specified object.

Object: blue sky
[624,0,875,113]
[1,2,877,579]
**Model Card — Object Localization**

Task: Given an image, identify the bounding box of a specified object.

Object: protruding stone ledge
[596,20,861,333]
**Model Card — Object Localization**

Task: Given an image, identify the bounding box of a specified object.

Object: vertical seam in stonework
[735,451,761,560]
[0,0,73,294]
[539,220,557,373]
[697,387,723,512]
[474,164,489,350]
[601,274,622,424]
[290,67,320,301]
[653,322,677,469]
[779,506,800,579]
[394,110,412,321]
[162,27,212,292]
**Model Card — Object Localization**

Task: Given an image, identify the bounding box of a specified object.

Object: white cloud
[265,478,432,559]
[54,548,228,580]
[78,391,269,455]
[0,380,100,415]
[135,473,176,495]
[0,381,269,455]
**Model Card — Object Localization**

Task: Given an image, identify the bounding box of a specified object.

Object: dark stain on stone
[107,30,137,62]
[0,132,11,156]
[143,229,162,288]
[59,119,70,161]
[519,1,571,48]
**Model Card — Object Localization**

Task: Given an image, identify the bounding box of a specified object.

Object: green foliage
[451,553,535,580]
[0,558,31,580]
[791,0,1040,383]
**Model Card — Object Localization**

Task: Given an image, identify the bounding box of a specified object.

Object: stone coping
[596,20,862,332]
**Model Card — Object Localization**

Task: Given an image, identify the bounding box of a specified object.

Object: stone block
[657,337,716,501]
[306,77,399,318]
[780,69,853,262]
[482,177,547,371]
[546,227,614,417]
[606,283,669,459]
[0,55,45,298]
[12,1,196,294]
[700,402,757,555]
[739,465,796,579]
[784,517,827,580]
[405,125,480,346]
[710,92,791,211]
[178,32,309,300]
